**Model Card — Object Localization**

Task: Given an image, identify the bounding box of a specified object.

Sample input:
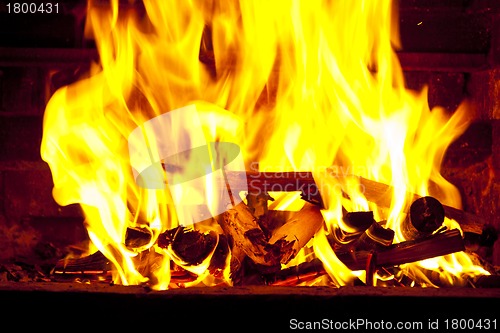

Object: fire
[41,0,489,290]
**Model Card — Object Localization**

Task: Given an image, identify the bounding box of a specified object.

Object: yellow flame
[41,0,488,290]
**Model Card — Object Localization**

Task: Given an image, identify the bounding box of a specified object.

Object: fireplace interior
[0,0,499,329]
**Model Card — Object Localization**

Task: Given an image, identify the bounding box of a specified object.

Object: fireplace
[0,0,499,328]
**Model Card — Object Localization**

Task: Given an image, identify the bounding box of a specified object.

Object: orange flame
[41,0,489,289]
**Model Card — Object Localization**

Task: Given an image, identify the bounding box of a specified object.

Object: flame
[41,0,489,290]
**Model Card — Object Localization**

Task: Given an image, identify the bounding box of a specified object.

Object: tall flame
[41,0,488,289]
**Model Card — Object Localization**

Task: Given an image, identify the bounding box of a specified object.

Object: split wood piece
[268,258,326,286]
[227,245,247,284]
[266,258,365,286]
[246,191,276,237]
[218,201,281,268]
[223,171,487,235]
[125,226,153,249]
[365,251,377,286]
[333,211,375,244]
[336,229,465,271]
[51,249,200,284]
[352,221,395,251]
[417,267,471,288]
[232,257,327,286]
[268,202,325,264]
[52,251,112,275]
[208,233,231,278]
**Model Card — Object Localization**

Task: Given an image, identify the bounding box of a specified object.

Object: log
[125,226,153,249]
[52,251,112,276]
[401,196,446,240]
[223,171,487,234]
[208,233,231,278]
[268,202,325,264]
[217,201,281,268]
[156,226,218,266]
[51,248,199,285]
[334,211,376,244]
[336,229,465,271]
[408,196,446,233]
[354,221,395,250]
[365,251,377,287]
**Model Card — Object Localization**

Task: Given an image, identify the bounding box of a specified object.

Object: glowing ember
[41,0,490,290]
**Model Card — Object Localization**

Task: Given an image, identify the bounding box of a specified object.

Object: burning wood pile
[31,0,498,290]
[51,170,496,288]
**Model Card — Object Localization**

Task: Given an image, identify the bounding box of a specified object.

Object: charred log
[365,251,377,286]
[207,233,230,278]
[401,196,446,240]
[336,229,465,271]
[157,226,217,266]
[51,251,112,283]
[353,221,395,251]
[333,211,375,244]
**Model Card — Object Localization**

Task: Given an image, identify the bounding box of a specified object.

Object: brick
[404,71,467,113]
[0,171,4,216]
[3,168,83,220]
[467,69,500,120]
[427,73,466,113]
[0,116,43,161]
[0,13,77,48]
[25,216,88,251]
[399,9,491,53]
[0,215,88,263]
[488,12,500,66]
[443,121,492,169]
[493,119,500,172]
[441,160,498,256]
[0,67,45,115]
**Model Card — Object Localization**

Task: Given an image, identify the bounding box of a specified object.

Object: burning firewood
[268,202,325,264]
[49,170,487,288]
[217,201,282,269]
[330,218,395,285]
[155,225,231,279]
[125,226,153,249]
[335,229,465,271]
[332,210,375,244]
[218,192,325,273]
[401,196,446,240]
[157,226,217,266]
[51,251,113,282]
[267,258,326,286]
[365,251,377,286]
[351,220,395,251]
[207,233,231,278]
